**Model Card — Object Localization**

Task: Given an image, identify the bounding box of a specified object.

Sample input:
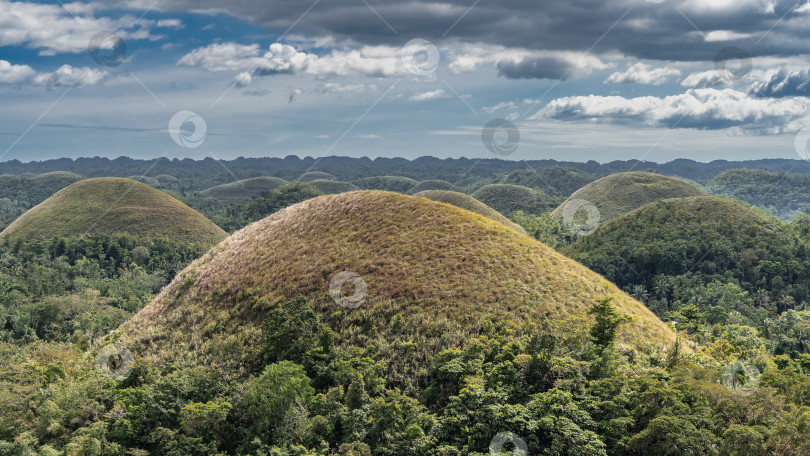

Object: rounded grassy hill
[309,179,359,194]
[0,171,84,202]
[154,174,181,189]
[407,180,460,194]
[551,172,704,224]
[352,175,419,193]
[31,171,83,186]
[562,196,797,305]
[115,191,677,381]
[127,175,163,188]
[201,177,288,199]
[705,168,810,220]
[1,177,227,246]
[472,184,561,216]
[297,171,336,182]
[413,189,527,234]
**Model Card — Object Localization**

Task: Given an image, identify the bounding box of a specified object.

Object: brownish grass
[115,191,677,380]
[200,176,288,199]
[551,172,705,223]
[413,189,527,234]
[1,177,226,246]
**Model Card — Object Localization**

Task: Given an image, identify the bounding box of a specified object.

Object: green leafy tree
[233,361,315,450]
[588,298,631,351]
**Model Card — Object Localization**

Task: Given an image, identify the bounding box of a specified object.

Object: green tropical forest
[0,158,807,456]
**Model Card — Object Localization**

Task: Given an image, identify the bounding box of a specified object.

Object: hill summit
[562,195,797,310]
[201,176,288,199]
[413,189,527,234]
[1,177,227,246]
[551,172,704,224]
[117,191,677,380]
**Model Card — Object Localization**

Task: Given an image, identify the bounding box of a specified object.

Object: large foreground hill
[115,191,677,381]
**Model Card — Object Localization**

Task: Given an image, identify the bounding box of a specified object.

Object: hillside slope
[1,177,227,246]
[407,180,460,194]
[413,189,527,234]
[116,191,677,381]
[562,196,803,315]
[472,184,561,216]
[352,175,419,193]
[551,172,705,223]
[309,179,359,194]
[0,171,85,230]
[201,177,288,199]
[706,169,810,220]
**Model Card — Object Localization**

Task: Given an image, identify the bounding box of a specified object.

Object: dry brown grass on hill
[551,172,705,223]
[1,177,226,246]
[115,191,678,382]
[200,176,288,199]
[413,189,527,234]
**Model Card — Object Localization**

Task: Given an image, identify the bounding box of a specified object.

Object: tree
[720,425,768,456]
[627,416,719,456]
[261,298,321,364]
[234,361,315,449]
[587,298,631,351]
[178,397,232,440]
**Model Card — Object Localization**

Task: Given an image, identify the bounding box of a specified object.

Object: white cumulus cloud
[179,42,416,82]
[537,88,809,134]
[0,60,37,84]
[0,60,107,87]
[605,62,681,86]
[0,0,164,55]
[409,89,448,101]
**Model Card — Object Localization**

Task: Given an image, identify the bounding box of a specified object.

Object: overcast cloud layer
[0,0,809,162]
[110,0,810,60]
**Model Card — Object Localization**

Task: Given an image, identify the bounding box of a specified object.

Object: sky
[1,0,810,163]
